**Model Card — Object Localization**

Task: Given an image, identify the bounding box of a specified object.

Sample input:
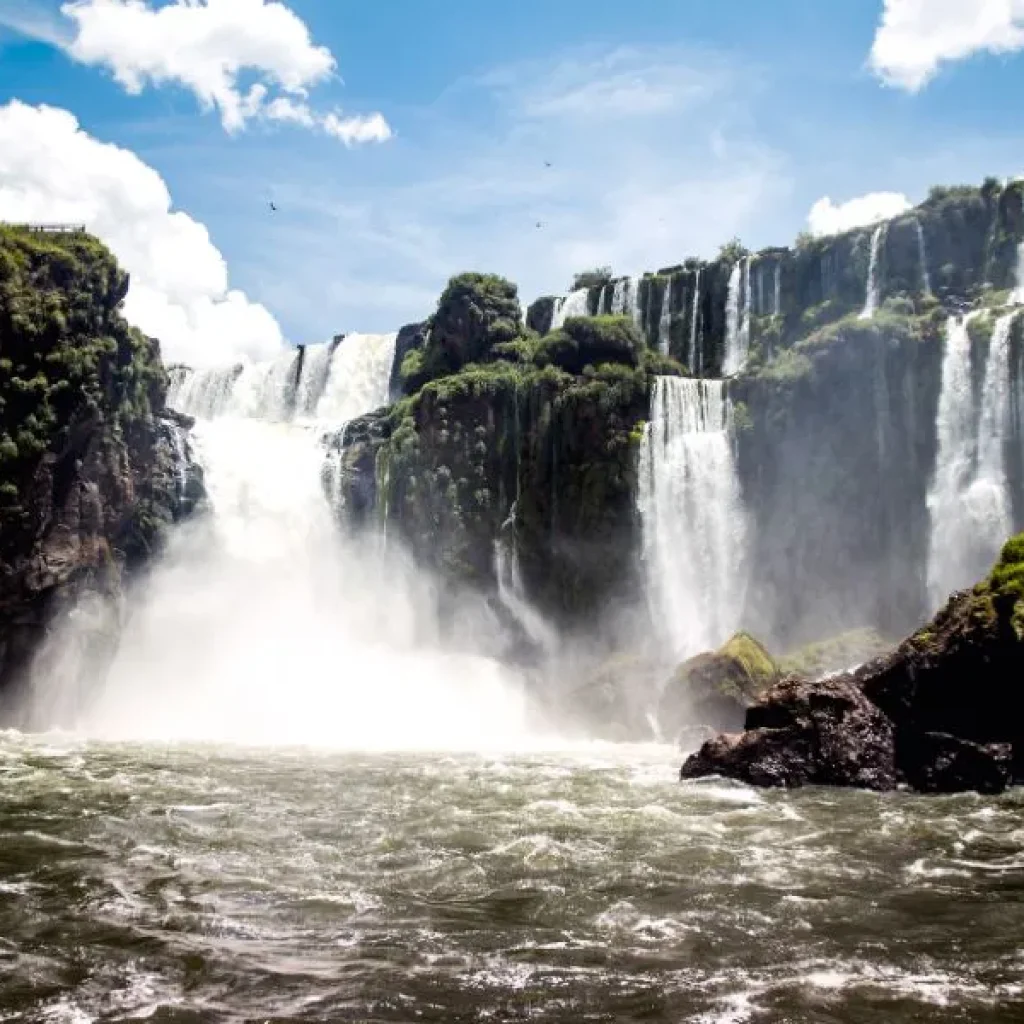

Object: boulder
[660,632,779,736]
[680,676,897,790]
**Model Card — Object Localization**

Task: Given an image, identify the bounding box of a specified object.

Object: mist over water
[20,336,553,751]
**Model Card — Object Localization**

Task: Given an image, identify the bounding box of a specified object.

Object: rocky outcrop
[0,227,201,698]
[659,632,780,737]
[680,534,1024,793]
[329,274,670,627]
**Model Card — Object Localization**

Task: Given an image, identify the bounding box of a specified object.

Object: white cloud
[62,0,334,131]
[807,191,911,237]
[51,0,393,144]
[323,111,393,147]
[0,100,284,366]
[870,0,1024,91]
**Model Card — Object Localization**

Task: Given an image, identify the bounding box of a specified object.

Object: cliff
[328,273,682,632]
[680,533,1024,793]
[0,226,201,697]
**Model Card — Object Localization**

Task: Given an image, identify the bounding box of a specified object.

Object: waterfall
[722,260,750,376]
[550,288,590,330]
[294,342,335,418]
[28,337,535,749]
[926,312,1019,607]
[170,334,398,427]
[1012,242,1024,304]
[773,262,781,317]
[756,262,764,317]
[494,510,558,657]
[689,269,702,374]
[657,279,672,355]
[915,219,932,295]
[316,333,398,423]
[637,377,747,659]
[860,224,885,319]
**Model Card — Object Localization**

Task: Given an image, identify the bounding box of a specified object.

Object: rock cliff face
[0,227,201,698]
[331,180,1024,657]
[680,533,1024,793]
[329,274,676,630]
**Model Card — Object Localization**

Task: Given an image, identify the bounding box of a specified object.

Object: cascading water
[689,268,702,374]
[722,260,750,376]
[860,224,885,319]
[773,262,781,317]
[316,332,397,422]
[1012,242,1024,304]
[24,334,537,749]
[657,279,672,354]
[915,219,932,295]
[926,312,1019,607]
[637,377,747,659]
[550,288,590,330]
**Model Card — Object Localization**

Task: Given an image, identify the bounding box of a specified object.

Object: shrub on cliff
[534,315,643,374]
[571,266,613,291]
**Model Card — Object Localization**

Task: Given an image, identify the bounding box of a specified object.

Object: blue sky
[1,0,1024,363]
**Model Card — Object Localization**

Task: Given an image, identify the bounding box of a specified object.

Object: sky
[1,0,1024,366]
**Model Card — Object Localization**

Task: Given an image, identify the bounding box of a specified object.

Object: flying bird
[269,201,278,212]
[544,161,552,168]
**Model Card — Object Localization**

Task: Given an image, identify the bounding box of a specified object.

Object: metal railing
[5,223,87,234]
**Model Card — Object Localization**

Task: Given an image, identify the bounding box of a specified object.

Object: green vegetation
[571,266,613,291]
[0,225,167,547]
[717,237,749,264]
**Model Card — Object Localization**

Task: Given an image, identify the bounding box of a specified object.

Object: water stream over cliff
[638,377,747,659]
[722,260,751,376]
[927,311,1021,606]
[860,224,885,319]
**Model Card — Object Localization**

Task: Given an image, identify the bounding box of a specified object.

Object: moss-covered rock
[659,632,780,737]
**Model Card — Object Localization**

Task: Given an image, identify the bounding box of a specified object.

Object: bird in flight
[269,201,278,212]
[544,161,552,168]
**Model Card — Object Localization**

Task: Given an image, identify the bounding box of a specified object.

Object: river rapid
[1,736,1022,1023]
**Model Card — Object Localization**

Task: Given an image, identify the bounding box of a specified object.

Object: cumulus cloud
[807,192,912,237]
[870,0,1024,91]
[54,0,392,144]
[0,100,284,366]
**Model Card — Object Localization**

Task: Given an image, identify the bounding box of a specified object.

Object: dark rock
[680,676,897,790]
[526,296,557,337]
[682,534,1024,794]
[899,732,1011,795]
[389,321,427,402]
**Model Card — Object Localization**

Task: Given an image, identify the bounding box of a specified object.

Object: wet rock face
[680,676,898,790]
[0,228,202,698]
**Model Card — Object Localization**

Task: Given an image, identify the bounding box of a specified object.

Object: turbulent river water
[1,737,1023,1023]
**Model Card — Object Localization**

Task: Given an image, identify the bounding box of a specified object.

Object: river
[1,736,1022,1022]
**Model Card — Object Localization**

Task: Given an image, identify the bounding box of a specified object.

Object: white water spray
[657,279,672,355]
[860,225,885,319]
[25,335,540,750]
[1012,242,1024,304]
[637,377,747,659]
[316,333,397,423]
